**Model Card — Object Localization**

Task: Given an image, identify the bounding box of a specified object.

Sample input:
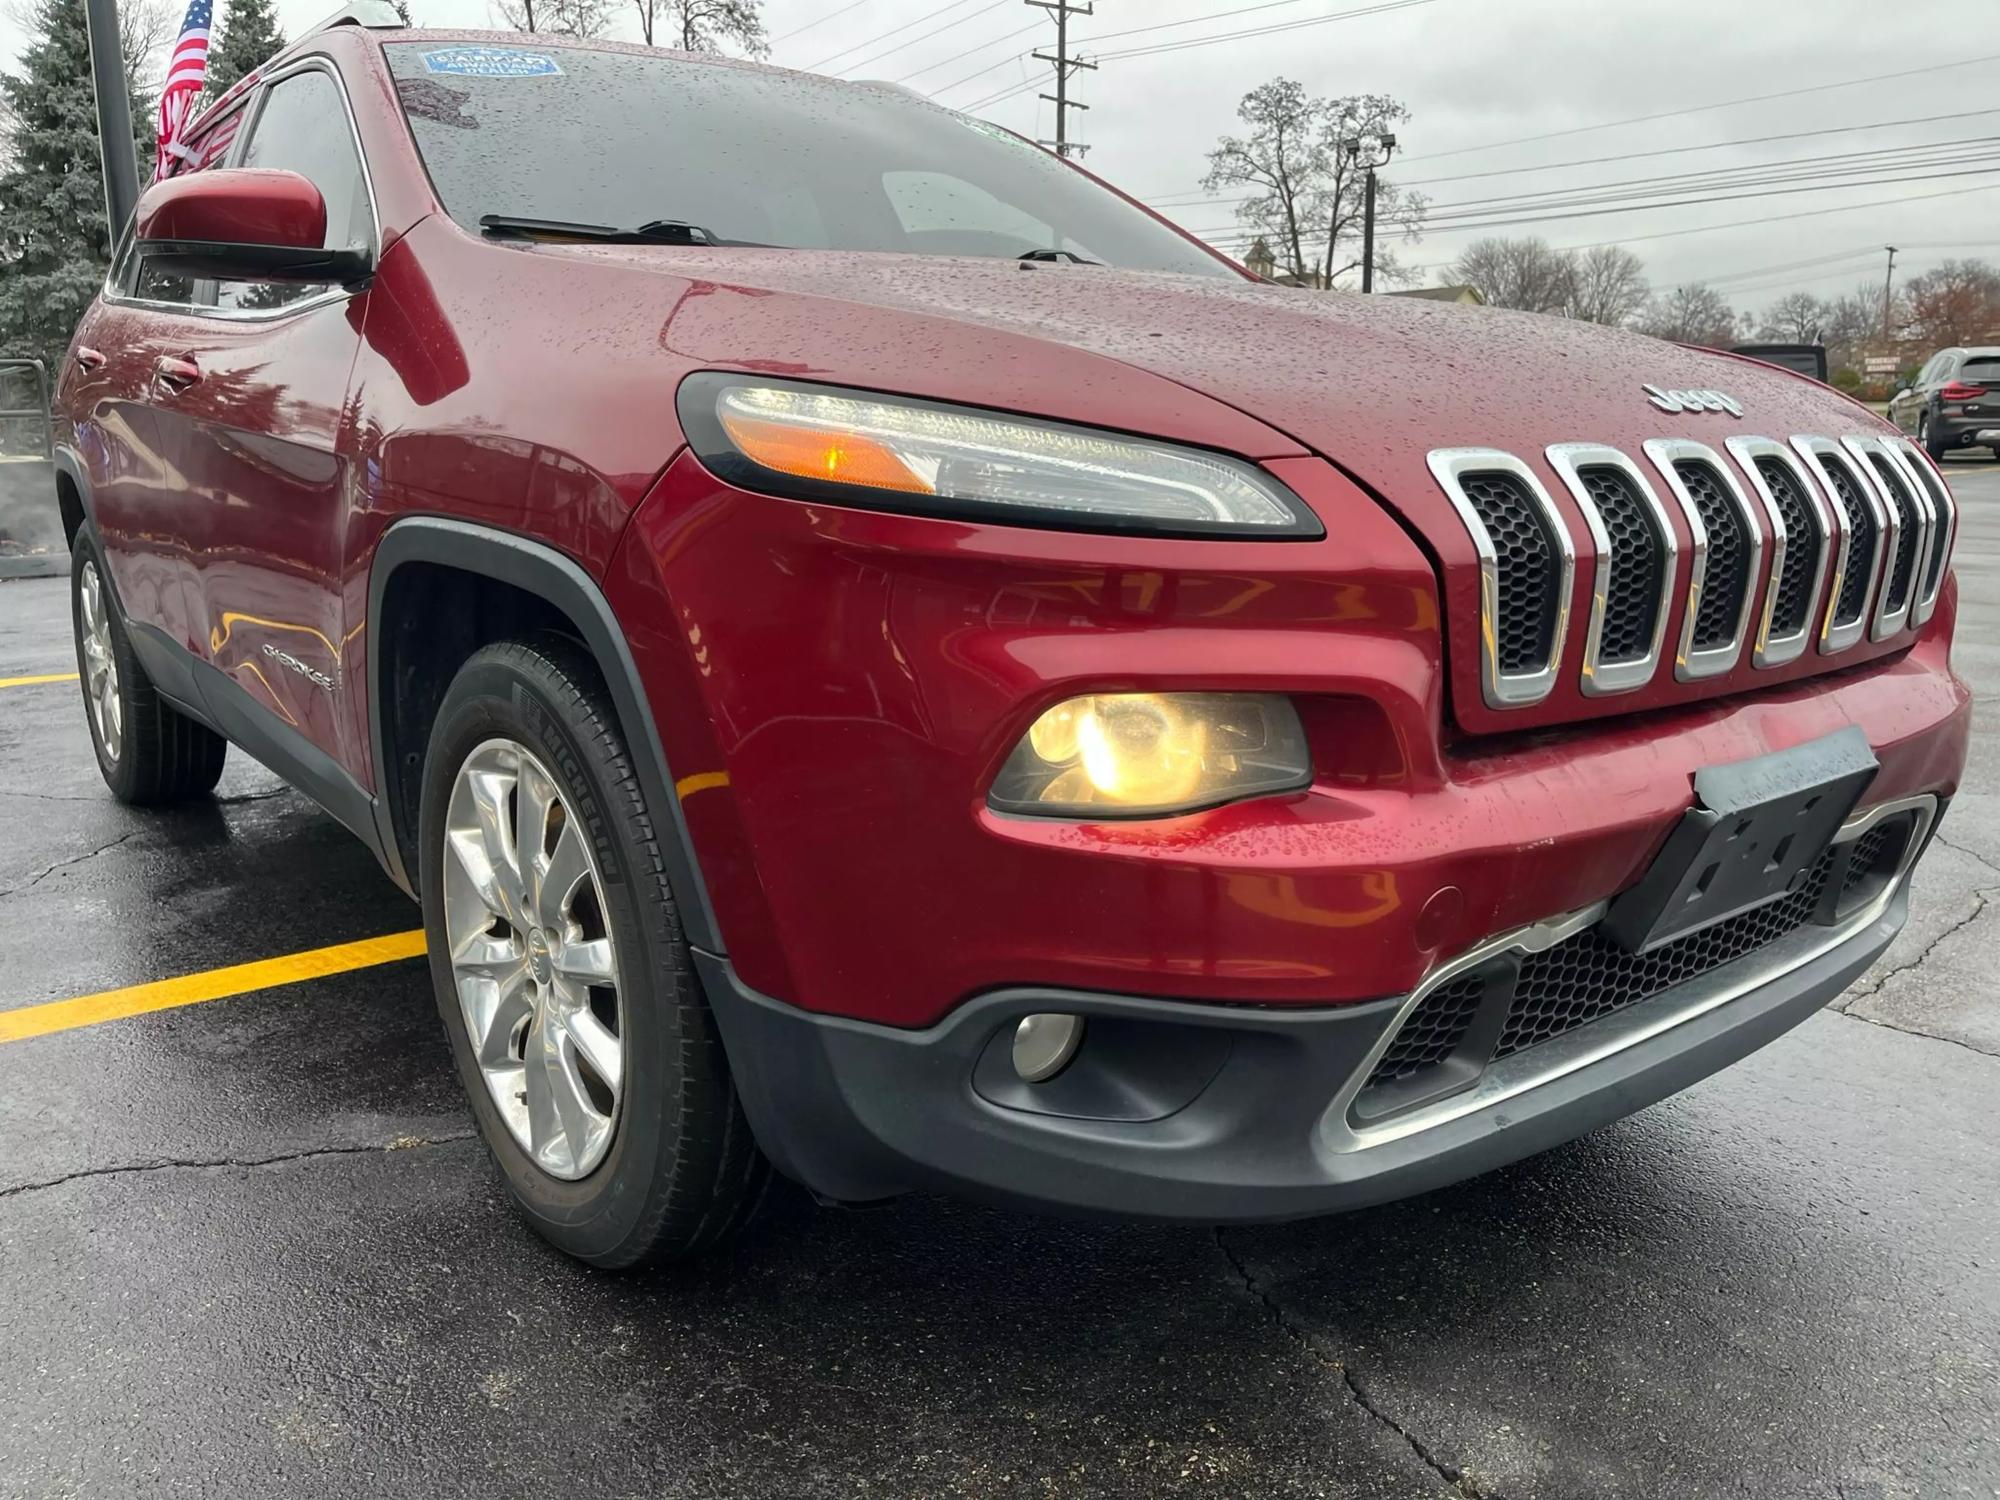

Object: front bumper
[701,798,1932,1220]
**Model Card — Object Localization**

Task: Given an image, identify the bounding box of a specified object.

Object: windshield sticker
[422,47,563,78]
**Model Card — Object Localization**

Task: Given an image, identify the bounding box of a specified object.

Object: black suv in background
[1889,346,2000,460]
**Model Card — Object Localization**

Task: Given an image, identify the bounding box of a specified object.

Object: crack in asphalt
[1838,883,1998,1005]
[1931,831,2000,881]
[0,829,140,899]
[1213,1228,1491,1498]
[1834,1005,2000,1060]
[0,1133,479,1202]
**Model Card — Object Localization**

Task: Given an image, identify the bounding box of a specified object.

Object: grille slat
[1866,452,1921,614]
[1821,456,1879,627]
[1676,460,1750,650]
[1580,466,1664,664]
[1753,457,1821,638]
[1460,471,1562,676]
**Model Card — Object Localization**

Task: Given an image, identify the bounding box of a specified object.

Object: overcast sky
[7,0,1992,315]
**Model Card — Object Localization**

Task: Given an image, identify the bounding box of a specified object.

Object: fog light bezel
[987,690,1313,820]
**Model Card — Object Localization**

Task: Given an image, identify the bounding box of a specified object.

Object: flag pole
[84,0,142,243]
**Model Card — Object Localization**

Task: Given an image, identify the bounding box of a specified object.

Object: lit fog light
[1012,1013,1084,1082]
[989,692,1311,818]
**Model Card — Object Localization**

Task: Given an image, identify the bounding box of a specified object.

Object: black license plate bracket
[1602,727,1877,955]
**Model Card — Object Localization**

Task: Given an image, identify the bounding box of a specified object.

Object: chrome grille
[1677,461,1750,650]
[1585,468,1664,662]
[1755,458,1819,637]
[1430,431,1955,714]
[1867,452,1920,613]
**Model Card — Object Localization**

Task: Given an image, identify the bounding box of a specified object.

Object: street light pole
[83,0,142,244]
[1880,245,1898,342]
[1345,133,1398,293]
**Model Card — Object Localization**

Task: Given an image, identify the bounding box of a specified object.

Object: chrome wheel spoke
[537,822,591,934]
[553,935,614,989]
[443,737,623,1182]
[561,1004,622,1099]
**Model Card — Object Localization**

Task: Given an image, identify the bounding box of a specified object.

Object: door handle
[153,355,201,390]
[74,346,107,371]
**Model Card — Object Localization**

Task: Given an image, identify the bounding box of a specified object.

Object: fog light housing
[1012,1013,1084,1082]
[989,692,1311,817]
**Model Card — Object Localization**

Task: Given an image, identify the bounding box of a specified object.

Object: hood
[536,243,1928,735]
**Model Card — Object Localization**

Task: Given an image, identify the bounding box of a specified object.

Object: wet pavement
[2,464,1997,1499]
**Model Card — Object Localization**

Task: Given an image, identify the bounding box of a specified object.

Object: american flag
[154,0,213,181]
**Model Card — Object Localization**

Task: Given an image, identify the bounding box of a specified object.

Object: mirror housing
[134,169,372,286]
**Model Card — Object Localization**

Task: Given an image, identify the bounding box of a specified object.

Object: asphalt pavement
[2,462,1997,1500]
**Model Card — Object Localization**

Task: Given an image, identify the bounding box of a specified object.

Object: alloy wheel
[442,738,624,1180]
[78,560,122,762]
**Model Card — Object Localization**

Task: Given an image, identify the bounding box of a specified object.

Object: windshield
[385,43,1231,277]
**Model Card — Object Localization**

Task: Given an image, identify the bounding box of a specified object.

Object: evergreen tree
[0,0,152,375]
[206,0,286,97]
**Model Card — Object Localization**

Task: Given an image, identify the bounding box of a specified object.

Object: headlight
[990,692,1312,818]
[676,374,1321,539]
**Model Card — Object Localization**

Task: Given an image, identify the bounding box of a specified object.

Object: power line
[802,0,995,74]
[895,22,1042,87]
[1174,145,2000,240]
[958,0,1447,109]
[838,0,1016,77]
[1398,52,2000,165]
[1139,108,2000,209]
[772,0,877,46]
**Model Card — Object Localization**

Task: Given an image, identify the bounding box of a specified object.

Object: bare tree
[1637,283,1738,348]
[1448,236,1575,314]
[642,0,768,53]
[494,0,541,31]
[1755,291,1825,344]
[1202,79,1325,284]
[1307,93,1424,288]
[1565,245,1648,326]
[498,0,607,36]
[1901,258,2000,347]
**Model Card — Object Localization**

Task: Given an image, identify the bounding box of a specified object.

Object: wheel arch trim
[364,517,725,954]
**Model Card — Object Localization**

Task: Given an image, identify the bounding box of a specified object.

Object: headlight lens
[990,692,1311,817]
[677,375,1321,538]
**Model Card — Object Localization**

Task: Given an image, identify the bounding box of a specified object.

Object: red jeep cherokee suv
[54,13,1969,1266]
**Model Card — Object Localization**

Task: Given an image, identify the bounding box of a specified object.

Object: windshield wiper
[1018,248,1102,265]
[479,215,768,247]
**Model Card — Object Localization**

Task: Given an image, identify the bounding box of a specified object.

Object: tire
[1920,413,1947,462]
[70,534,227,804]
[418,636,768,1267]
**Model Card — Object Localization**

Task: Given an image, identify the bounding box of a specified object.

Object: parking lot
[0,463,1993,1499]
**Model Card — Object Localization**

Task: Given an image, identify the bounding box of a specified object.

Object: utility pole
[83,0,141,242]
[1027,0,1094,159]
[1344,133,1398,293]
[1881,245,1899,342]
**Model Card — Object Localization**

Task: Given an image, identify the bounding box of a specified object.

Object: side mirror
[134,169,372,287]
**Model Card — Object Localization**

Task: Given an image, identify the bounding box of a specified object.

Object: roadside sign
[1864,356,1900,374]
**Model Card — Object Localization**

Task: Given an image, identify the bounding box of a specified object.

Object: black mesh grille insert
[1823,457,1878,626]
[1754,457,1821,638]
[1580,466,1663,663]
[1461,471,1561,675]
[1867,453,1920,613]
[1369,973,1485,1084]
[1677,461,1749,650]
[1359,814,1919,1101]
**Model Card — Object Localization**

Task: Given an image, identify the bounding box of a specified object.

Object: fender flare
[365,517,725,954]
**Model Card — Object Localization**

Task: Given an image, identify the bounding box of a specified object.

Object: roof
[1388,285,1487,305]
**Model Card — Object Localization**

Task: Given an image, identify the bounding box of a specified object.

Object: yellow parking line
[0,929,428,1045]
[0,672,78,689]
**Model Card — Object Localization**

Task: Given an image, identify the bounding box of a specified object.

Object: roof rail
[303,0,407,35]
